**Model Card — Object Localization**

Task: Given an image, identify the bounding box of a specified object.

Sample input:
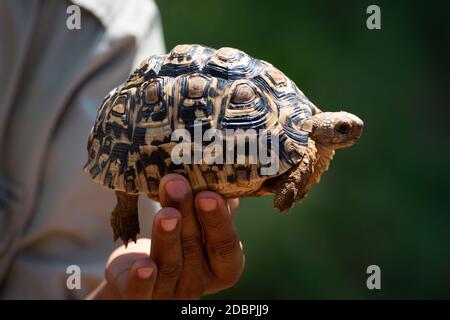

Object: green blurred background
[156,0,450,298]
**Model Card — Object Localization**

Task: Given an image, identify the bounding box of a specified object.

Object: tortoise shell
[84,44,321,200]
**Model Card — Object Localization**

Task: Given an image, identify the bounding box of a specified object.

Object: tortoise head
[310,111,364,149]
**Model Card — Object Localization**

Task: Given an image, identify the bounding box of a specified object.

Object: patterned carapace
[84,44,321,200]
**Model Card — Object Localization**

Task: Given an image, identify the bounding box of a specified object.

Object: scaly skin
[111,191,140,246]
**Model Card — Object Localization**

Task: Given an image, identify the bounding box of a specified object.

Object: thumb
[125,258,157,299]
[105,239,157,299]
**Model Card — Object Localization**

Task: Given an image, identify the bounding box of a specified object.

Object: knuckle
[181,235,203,258]
[201,215,225,229]
[157,207,181,219]
[157,263,182,282]
[208,235,239,260]
[161,234,179,247]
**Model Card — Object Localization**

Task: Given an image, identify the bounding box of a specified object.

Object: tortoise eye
[232,83,256,104]
[145,82,160,104]
[336,122,350,134]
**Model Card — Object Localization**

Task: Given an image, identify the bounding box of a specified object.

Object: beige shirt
[0,0,165,299]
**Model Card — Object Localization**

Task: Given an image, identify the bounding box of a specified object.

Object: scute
[232,83,256,104]
[176,73,214,134]
[186,75,208,98]
[266,67,287,87]
[222,80,273,131]
[159,44,215,77]
[111,96,126,114]
[124,54,166,87]
[144,82,159,104]
[203,47,263,80]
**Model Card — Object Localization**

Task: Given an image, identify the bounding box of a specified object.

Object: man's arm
[0,0,165,299]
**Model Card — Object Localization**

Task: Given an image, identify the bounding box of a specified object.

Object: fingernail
[198,198,217,212]
[161,217,178,232]
[226,202,232,215]
[165,180,187,201]
[137,267,154,279]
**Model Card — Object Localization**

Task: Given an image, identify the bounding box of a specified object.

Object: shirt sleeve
[0,0,165,299]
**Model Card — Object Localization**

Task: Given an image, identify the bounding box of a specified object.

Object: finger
[159,174,205,264]
[195,191,244,288]
[150,207,183,299]
[106,251,156,299]
[226,198,239,218]
[105,239,155,299]
[126,258,157,299]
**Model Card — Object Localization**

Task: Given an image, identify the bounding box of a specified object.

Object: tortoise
[84,44,363,245]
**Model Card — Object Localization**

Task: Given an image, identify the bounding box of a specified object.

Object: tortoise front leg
[273,145,316,212]
[111,191,140,246]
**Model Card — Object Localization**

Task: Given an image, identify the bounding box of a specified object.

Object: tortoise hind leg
[111,191,140,246]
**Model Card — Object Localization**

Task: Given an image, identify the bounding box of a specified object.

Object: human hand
[88,174,243,299]
[149,173,243,299]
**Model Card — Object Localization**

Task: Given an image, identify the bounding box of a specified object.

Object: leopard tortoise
[84,44,364,245]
